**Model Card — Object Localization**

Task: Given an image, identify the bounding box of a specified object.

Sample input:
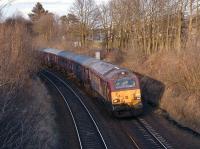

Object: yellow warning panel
[111,89,141,106]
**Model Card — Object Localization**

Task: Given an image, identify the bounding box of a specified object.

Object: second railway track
[120,118,173,149]
[40,70,108,149]
[137,118,173,149]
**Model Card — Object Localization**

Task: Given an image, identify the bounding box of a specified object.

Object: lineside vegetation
[0,0,199,139]
[43,0,199,132]
[0,4,57,148]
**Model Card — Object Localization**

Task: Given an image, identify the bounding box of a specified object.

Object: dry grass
[0,78,57,149]
[0,17,39,90]
[160,46,200,133]
[110,41,200,133]
[24,78,57,148]
[0,16,57,148]
[0,17,39,119]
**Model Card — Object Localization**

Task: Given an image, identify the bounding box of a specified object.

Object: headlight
[113,99,120,103]
[135,96,141,100]
[136,96,141,100]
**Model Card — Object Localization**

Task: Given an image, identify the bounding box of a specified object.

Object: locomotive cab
[108,70,143,116]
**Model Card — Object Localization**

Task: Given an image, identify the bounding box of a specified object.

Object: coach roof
[71,55,91,65]
[42,48,62,55]
[58,50,76,60]
[82,58,100,67]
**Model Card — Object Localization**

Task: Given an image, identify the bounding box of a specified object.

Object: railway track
[123,118,173,149]
[40,70,108,149]
[119,123,141,149]
[40,70,173,149]
[137,118,173,149]
[121,118,173,149]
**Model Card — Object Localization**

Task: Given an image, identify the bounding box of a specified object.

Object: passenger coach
[40,48,143,117]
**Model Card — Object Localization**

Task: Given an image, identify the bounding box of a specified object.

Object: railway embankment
[0,78,58,148]
[106,47,200,134]
[0,19,58,148]
[46,69,200,149]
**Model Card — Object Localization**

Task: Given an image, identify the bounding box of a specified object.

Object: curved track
[119,123,141,149]
[120,118,173,149]
[137,118,173,149]
[40,69,173,149]
[40,70,108,149]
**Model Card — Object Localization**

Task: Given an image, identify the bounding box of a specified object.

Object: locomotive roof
[42,48,62,55]
[89,61,118,76]
[104,68,135,80]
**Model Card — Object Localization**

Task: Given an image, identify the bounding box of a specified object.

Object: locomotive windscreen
[115,78,136,89]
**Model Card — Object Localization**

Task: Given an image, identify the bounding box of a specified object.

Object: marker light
[113,99,120,103]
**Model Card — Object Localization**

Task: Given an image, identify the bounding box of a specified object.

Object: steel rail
[128,135,140,149]
[40,72,83,149]
[44,70,108,149]
[120,123,141,149]
[137,118,172,149]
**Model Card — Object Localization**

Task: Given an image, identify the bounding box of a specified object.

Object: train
[40,48,143,117]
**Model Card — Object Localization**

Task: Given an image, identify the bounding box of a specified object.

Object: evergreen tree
[29,2,48,21]
[60,13,79,25]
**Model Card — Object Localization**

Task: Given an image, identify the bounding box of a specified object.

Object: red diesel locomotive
[40,48,143,117]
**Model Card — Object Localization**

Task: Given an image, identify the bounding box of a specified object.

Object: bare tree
[33,13,58,42]
[103,0,195,54]
[60,13,80,42]
[98,3,113,51]
[71,0,99,47]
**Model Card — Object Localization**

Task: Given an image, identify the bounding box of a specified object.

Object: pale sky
[1,0,108,19]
